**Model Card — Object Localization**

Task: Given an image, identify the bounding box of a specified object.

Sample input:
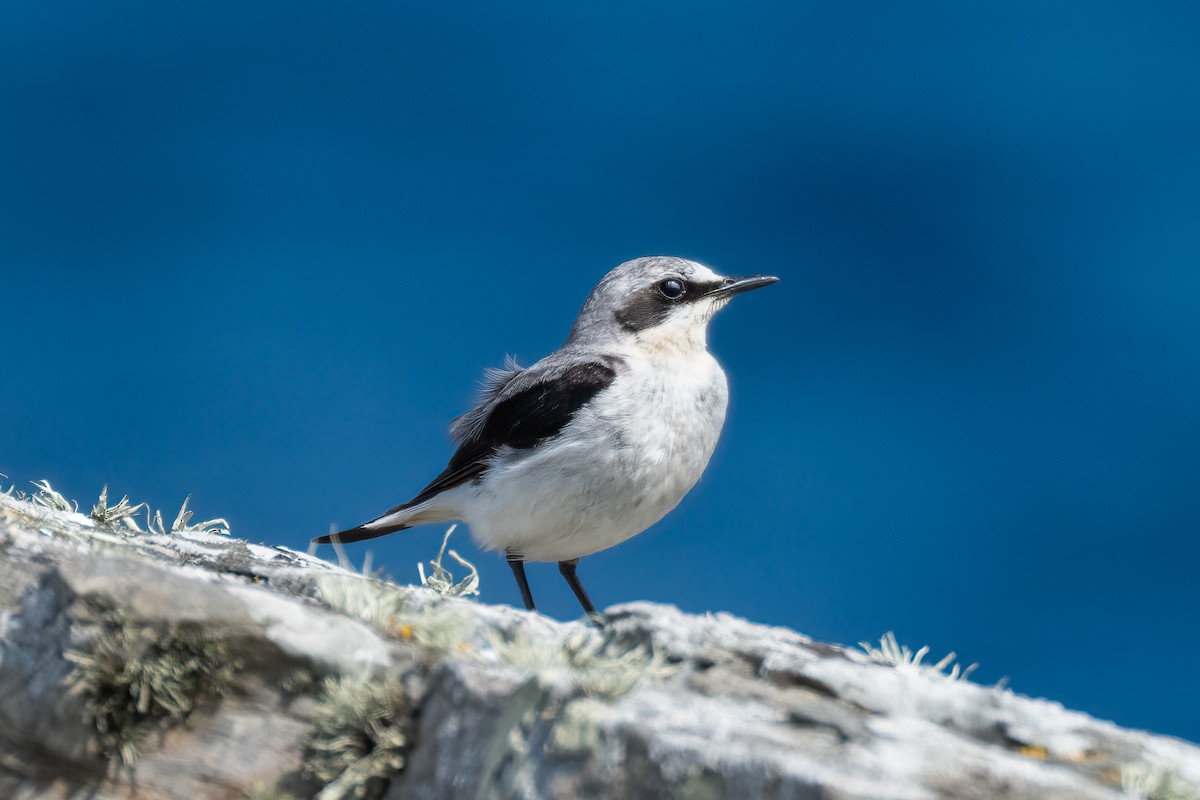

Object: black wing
[407,359,620,506]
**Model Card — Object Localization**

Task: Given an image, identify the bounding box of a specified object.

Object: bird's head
[567,256,778,353]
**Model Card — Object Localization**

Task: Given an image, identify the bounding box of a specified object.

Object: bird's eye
[658,279,686,299]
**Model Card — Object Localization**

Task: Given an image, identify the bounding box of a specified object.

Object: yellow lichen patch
[1018,745,1049,760]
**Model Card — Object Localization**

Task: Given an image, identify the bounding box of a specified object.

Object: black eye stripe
[656,278,727,302]
[689,280,724,296]
[615,277,725,331]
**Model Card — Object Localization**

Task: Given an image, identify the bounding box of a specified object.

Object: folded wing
[313,356,621,544]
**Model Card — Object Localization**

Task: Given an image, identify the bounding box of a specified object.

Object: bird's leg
[558,558,602,623]
[506,550,536,611]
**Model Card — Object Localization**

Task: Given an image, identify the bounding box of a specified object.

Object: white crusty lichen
[304,673,409,800]
[859,631,978,681]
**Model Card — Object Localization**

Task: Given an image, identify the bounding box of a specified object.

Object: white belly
[460,353,729,562]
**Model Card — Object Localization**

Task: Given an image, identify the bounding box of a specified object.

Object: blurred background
[3,1,1198,742]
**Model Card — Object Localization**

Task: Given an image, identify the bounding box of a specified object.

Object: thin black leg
[506,551,536,611]
[558,558,600,619]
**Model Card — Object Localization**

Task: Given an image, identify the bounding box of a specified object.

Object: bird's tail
[312,499,453,545]
[312,521,411,545]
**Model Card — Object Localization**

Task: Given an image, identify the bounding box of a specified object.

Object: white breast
[461,351,729,562]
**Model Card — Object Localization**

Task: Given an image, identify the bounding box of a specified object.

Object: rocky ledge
[0,486,1197,800]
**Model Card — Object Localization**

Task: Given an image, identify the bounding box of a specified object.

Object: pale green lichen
[548,696,608,755]
[326,579,473,659]
[859,631,978,681]
[304,673,409,800]
[244,781,301,800]
[316,562,409,633]
[316,539,474,657]
[678,765,727,800]
[471,677,550,800]
[495,627,674,701]
[65,608,242,767]
[1122,762,1200,800]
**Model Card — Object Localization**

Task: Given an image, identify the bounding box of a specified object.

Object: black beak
[706,274,780,298]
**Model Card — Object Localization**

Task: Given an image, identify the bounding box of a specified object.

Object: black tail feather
[312,523,411,545]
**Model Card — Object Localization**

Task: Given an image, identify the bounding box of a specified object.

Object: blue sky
[3,2,1199,742]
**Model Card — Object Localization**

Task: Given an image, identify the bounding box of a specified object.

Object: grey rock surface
[1,491,1197,800]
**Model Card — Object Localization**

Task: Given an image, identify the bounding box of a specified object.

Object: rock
[1,490,1197,800]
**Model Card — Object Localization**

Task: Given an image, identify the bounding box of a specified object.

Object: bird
[314,256,777,618]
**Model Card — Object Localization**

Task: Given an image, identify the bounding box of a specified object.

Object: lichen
[303,673,409,800]
[859,631,978,681]
[244,781,301,800]
[31,479,76,513]
[417,524,480,598]
[146,494,230,536]
[65,604,242,767]
[548,697,608,754]
[317,570,409,632]
[494,627,674,701]
[316,544,474,660]
[1122,762,1200,800]
[89,485,145,531]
